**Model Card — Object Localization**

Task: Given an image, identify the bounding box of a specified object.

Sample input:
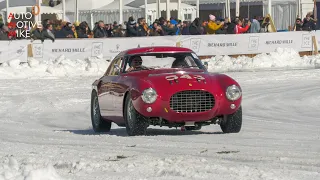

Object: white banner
[30,36,174,61]
[314,30,320,49]
[173,31,314,55]
[0,31,318,63]
[0,41,28,63]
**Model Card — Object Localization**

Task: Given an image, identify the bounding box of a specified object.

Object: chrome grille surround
[169,90,215,113]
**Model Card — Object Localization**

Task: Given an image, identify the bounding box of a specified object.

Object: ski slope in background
[0,48,319,180]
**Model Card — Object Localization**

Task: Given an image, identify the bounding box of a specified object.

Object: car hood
[144,71,226,100]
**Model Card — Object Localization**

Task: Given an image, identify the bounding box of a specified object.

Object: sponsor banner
[314,30,320,49]
[0,41,28,63]
[0,31,318,63]
[173,31,314,55]
[31,36,174,61]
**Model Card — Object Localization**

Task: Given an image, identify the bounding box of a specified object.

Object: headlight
[142,88,157,104]
[226,85,241,101]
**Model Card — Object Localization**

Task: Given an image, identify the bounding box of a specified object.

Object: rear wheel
[91,91,111,132]
[123,93,148,136]
[220,106,242,133]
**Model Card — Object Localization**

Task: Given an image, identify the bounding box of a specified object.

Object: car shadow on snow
[60,128,224,137]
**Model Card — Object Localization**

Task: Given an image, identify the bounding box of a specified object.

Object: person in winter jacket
[94,21,107,38]
[249,16,261,33]
[158,17,177,35]
[149,22,164,36]
[302,14,316,31]
[126,16,139,37]
[189,18,202,35]
[207,14,224,34]
[294,18,303,31]
[235,19,250,34]
[170,19,181,35]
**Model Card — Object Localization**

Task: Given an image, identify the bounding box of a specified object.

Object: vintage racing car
[91,46,242,136]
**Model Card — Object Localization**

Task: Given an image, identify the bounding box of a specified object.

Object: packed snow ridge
[0,156,61,180]
[206,48,320,72]
[0,48,319,79]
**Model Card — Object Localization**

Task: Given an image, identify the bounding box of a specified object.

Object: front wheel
[91,91,111,132]
[123,93,148,136]
[220,106,242,133]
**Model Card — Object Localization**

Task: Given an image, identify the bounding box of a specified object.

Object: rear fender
[92,79,102,93]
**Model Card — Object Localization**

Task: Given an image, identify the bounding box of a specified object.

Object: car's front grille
[169,90,215,113]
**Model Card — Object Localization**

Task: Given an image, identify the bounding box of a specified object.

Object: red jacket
[235,24,250,34]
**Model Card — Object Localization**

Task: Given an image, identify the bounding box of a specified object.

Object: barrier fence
[0,31,319,63]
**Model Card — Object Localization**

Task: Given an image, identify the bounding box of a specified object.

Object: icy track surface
[0,70,320,180]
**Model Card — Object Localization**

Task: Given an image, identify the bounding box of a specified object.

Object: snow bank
[205,47,320,72]
[0,54,110,79]
[0,157,62,180]
[0,48,319,79]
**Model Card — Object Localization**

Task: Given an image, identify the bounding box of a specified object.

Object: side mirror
[114,64,121,74]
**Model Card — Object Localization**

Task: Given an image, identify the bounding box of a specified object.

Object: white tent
[96,0,139,11]
[0,0,63,23]
[0,5,63,24]
[0,0,37,10]
[92,0,143,24]
[52,0,111,27]
[126,0,180,7]
[0,5,62,14]
[140,2,195,11]
[54,0,113,12]
[140,2,196,22]
[180,0,299,30]
[181,0,297,5]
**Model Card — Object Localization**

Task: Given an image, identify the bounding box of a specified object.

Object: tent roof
[126,0,179,7]
[96,0,139,11]
[0,0,38,10]
[55,0,113,12]
[181,0,298,4]
[140,2,195,11]
[126,0,298,7]
[0,5,63,14]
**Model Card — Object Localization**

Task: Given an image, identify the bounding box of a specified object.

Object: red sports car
[91,46,242,136]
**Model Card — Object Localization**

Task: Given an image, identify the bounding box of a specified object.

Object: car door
[99,56,127,124]
[98,56,122,120]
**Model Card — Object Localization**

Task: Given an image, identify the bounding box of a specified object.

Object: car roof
[124,46,193,55]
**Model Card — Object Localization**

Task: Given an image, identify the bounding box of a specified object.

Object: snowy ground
[0,48,320,180]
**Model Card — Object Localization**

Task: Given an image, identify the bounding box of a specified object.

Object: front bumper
[132,94,241,123]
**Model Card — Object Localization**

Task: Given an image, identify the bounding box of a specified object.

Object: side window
[110,57,123,76]
[105,58,119,76]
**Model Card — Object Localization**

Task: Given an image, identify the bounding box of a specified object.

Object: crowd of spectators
[0,12,317,41]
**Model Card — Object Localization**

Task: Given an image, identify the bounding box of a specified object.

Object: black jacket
[126,24,138,37]
[94,27,107,38]
[137,25,147,36]
[189,18,202,35]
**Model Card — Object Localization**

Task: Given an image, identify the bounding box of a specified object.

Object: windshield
[123,53,205,73]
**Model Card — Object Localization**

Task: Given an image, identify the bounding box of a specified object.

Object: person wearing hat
[207,14,224,34]
[0,24,10,40]
[126,16,139,37]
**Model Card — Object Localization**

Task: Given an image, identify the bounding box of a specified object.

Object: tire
[123,93,148,136]
[91,91,111,132]
[220,106,242,133]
